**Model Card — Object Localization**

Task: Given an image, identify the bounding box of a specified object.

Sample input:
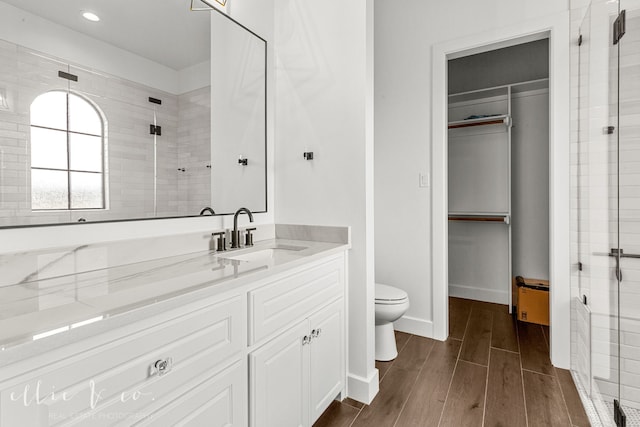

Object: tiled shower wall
[571,0,640,414]
[177,87,211,217]
[0,39,211,226]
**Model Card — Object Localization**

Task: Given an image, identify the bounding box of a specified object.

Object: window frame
[30,90,106,211]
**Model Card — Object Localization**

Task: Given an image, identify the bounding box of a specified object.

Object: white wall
[211,11,267,214]
[375,0,570,364]
[512,90,550,280]
[0,0,275,255]
[273,0,377,403]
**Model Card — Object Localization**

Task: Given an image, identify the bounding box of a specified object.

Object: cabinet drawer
[248,256,344,345]
[1,295,243,426]
[134,358,246,427]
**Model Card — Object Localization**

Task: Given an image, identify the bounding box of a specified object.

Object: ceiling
[1,0,211,70]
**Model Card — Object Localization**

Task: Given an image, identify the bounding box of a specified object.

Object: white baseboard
[449,283,508,305]
[347,370,379,405]
[394,315,434,338]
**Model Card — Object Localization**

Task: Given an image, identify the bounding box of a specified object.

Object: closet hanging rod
[448,114,510,129]
[448,214,510,224]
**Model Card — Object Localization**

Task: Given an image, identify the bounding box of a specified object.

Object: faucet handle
[231,230,242,249]
[212,231,226,252]
[244,228,256,247]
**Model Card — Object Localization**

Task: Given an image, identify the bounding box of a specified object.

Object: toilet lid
[375,283,408,302]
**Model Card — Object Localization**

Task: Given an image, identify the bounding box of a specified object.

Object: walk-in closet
[447,39,550,316]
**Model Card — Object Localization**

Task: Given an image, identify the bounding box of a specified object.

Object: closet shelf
[448,214,510,224]
[448,114,510,129]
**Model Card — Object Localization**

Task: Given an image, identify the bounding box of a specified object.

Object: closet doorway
[431,18,571,368]
[447,39,550,318]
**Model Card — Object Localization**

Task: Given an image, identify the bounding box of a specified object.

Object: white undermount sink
[221,244,307,263]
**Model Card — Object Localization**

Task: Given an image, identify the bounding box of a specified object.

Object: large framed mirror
[0,0,267,228]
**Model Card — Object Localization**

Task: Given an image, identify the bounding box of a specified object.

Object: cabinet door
[308,299,344,423]
[250,320,309,427]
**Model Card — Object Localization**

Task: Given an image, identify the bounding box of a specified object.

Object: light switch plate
[419,173,430,188]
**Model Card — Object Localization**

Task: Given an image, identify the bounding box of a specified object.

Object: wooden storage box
[515,277,549,326]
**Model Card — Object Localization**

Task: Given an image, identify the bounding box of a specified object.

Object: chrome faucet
[199,207,215,215]
[231,207,254,248]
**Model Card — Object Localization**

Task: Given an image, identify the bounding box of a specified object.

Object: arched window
[30,91,106,210]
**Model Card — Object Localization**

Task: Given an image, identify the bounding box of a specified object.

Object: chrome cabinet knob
[302,335,311,345]
[149,357,173,377]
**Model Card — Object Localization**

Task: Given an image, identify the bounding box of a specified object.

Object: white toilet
[375,283,410,361]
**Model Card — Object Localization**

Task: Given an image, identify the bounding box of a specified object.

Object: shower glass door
[574,0,640,425]
[585,0,621,422]
[616,0,640,424]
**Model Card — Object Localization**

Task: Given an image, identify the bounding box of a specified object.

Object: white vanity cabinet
[248,255,346,427]
[0,244,349,427]
[0,294,246,427]
[249,299,344,427]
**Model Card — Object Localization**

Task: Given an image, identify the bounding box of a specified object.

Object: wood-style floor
[314,297,591,427]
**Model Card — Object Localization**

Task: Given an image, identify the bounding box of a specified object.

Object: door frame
[430,13,571,368]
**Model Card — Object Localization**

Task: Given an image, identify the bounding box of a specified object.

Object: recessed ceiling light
[82,11,100,22]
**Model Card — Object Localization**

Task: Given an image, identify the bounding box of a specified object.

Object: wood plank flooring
[313,297,590,427]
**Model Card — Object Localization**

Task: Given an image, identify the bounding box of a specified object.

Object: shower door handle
[615,256,623,282]
[608,248,640,282]
[610,249,623,282]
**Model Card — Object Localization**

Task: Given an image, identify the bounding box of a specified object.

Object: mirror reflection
[0,0,267,227]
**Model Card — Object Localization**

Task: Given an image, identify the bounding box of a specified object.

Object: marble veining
[0,227,275,288]
[16,245,89,285]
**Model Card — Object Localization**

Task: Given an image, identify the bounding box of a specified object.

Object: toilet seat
[375,283,408,305]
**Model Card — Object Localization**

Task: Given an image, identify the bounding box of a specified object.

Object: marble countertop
[0,225,350,367]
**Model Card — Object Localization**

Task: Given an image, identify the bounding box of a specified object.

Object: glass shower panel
[573,1,623,425]
[591,0,623,423]
[591,1,621,422]
[617,0,640,422]
[574,0,640,424]
[573,2,593,402]
[68,66,158,222]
